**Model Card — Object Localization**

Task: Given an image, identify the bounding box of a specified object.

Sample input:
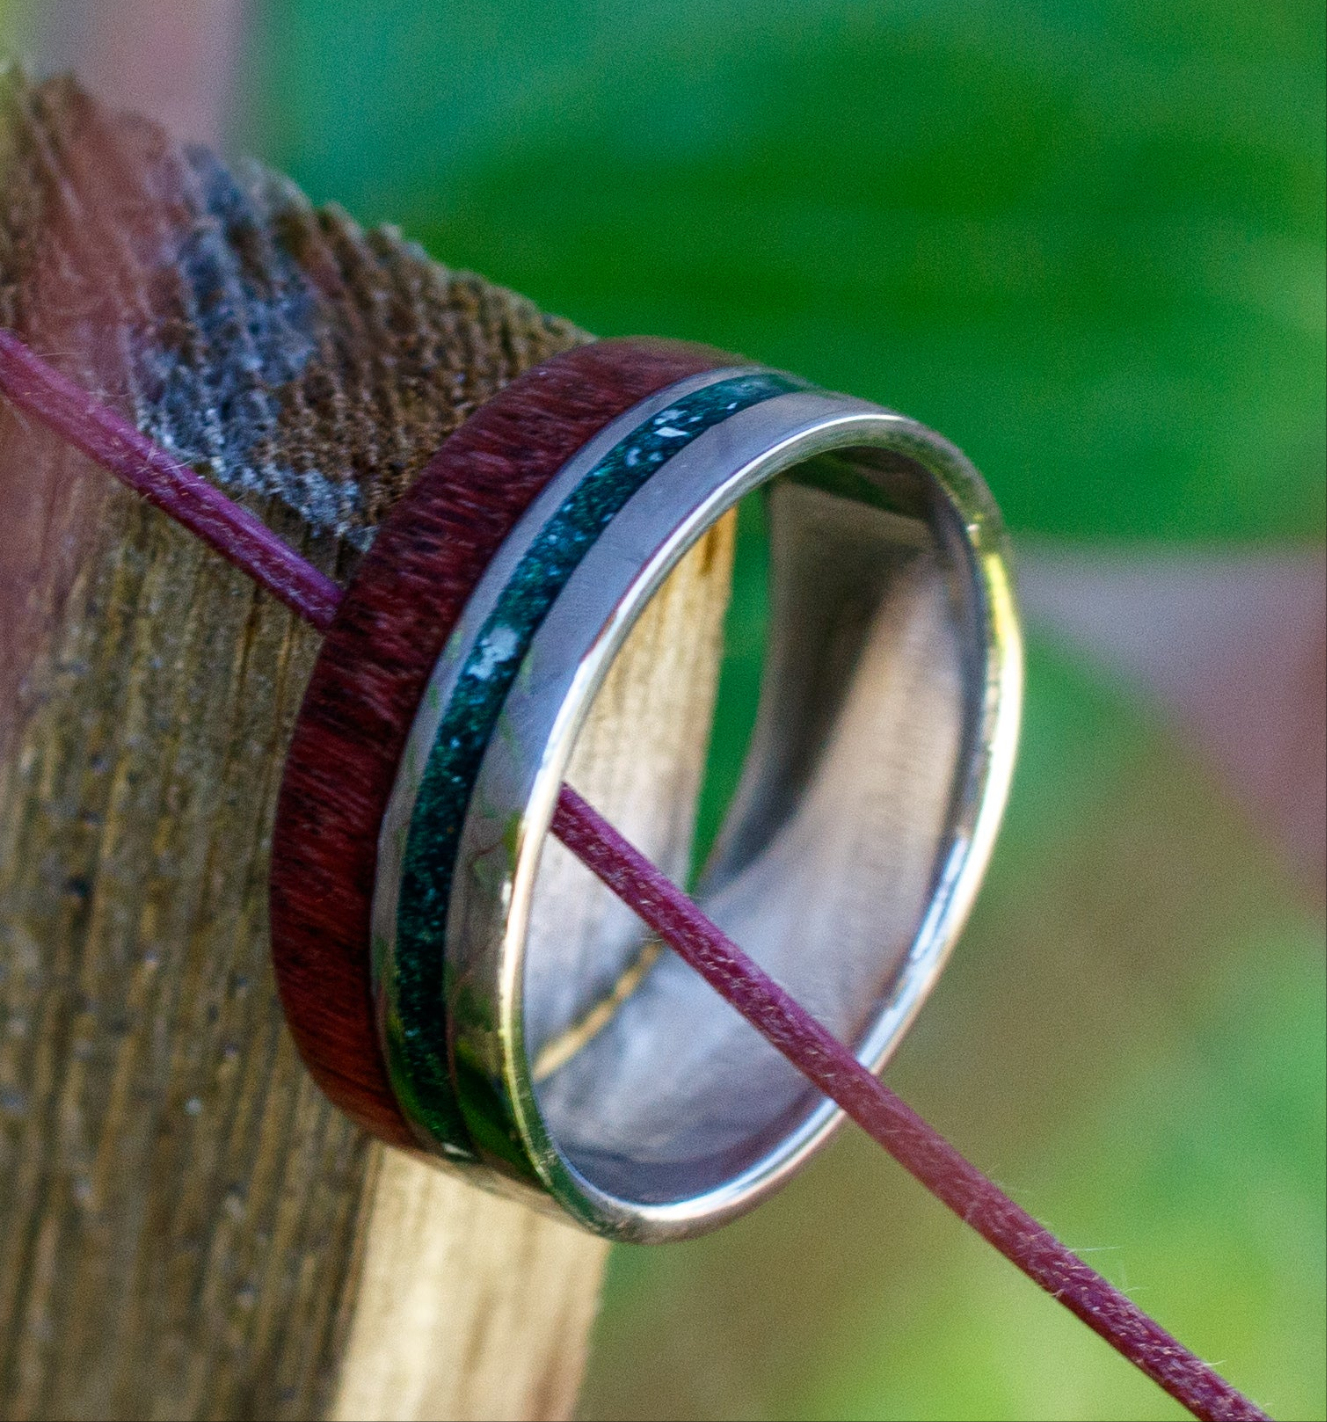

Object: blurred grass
[231,2,1327,1417]
[242,0,1325,543]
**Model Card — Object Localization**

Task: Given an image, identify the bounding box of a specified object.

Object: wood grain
[0,71,733,1420]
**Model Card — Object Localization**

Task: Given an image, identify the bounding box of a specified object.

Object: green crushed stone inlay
[390,370,804,1147]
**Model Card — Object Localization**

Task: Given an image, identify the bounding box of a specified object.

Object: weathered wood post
[0,71,732,1420]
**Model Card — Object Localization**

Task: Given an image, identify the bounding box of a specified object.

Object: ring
[271,338,1021,1240]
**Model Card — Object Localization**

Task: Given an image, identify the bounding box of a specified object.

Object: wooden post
[0,71,733,1420]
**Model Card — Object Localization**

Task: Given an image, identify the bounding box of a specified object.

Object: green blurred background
[6,1,1323,1417]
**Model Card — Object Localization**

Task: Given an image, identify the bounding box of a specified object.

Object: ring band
[372,357,1021,1238]
[272,340,738,1153]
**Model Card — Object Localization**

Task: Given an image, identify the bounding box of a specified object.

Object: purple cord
[553,786,1268,1422]
[0,329,341,632]
[0,327,1271,1422]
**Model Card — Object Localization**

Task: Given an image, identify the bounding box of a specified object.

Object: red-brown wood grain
[269,337,735,1146]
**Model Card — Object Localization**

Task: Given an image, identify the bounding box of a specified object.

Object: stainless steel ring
[373,365,1022,1240]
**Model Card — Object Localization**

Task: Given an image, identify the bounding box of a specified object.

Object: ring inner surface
[526,449,975,1208]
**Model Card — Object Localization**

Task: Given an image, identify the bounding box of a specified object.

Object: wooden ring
[270,337,735,1150]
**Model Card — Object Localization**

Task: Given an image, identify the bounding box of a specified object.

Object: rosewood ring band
[271,338,1022,1242]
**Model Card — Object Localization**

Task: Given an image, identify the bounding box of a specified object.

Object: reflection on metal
[532,938,664,1083]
